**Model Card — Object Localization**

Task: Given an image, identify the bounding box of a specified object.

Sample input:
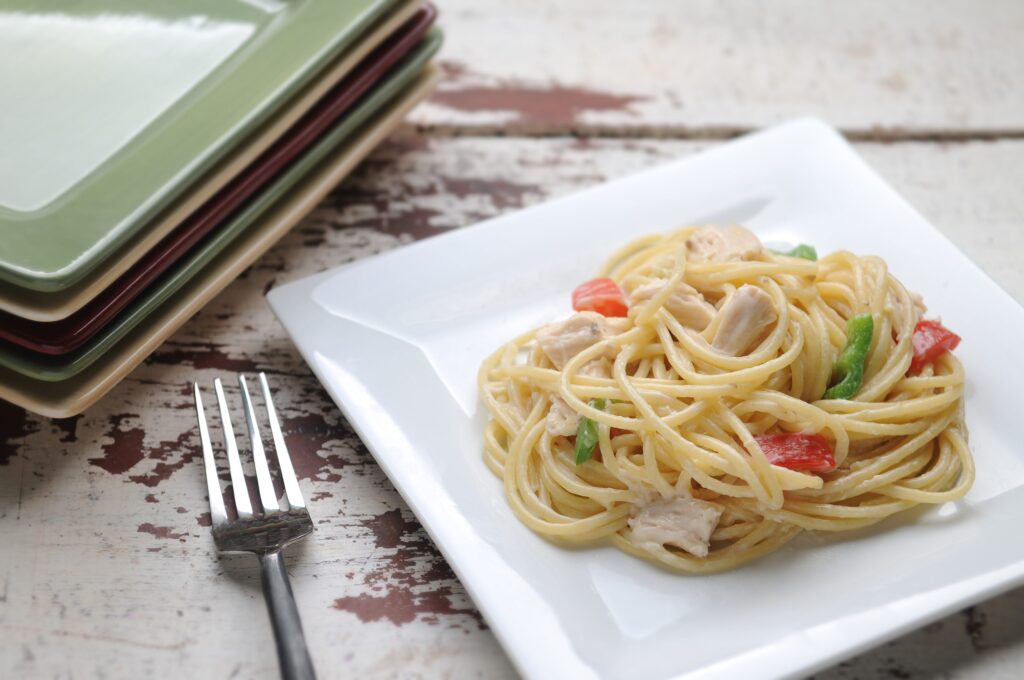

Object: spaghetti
[478,225,973,573]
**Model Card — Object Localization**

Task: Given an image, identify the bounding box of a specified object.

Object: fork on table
[193,373,317,680]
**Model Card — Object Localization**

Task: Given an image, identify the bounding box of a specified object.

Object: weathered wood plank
[417,0,1024,136]
[1,134,1023,678]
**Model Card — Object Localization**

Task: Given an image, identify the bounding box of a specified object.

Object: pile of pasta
[478,225,973,573]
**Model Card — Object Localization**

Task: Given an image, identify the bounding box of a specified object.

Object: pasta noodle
[478,225,973,573]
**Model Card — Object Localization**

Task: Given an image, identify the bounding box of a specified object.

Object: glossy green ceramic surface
[0,31,442,381]
[0,0,400,291]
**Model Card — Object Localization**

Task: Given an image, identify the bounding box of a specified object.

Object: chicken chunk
[888,289,927,325]
[545,395,579,437]
[578,358,612,379]
[627,496,723,558]
[603,316,632,335]
[536,312,619,369]
[712,285,777,355]
[686,225,763,262]
[911,292,927,316]
[630,280,716,330]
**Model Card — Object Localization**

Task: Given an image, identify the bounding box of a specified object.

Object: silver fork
[193,372,317,680]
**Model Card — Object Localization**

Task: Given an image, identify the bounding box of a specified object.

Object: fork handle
[259,551,317,680]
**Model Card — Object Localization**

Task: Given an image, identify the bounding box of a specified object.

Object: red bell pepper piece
[572,278,629,317]
[909,319,961,373]
[755,433,836,473]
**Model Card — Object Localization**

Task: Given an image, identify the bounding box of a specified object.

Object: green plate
[0,0,401,292]
[0,30,442,381]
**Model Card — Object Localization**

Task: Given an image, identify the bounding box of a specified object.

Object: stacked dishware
[0,0,442,417]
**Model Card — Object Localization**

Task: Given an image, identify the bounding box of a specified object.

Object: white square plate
[267,118,1024,680]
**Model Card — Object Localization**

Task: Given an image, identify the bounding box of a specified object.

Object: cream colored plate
[0,0,419,322]
[0,67,437,418]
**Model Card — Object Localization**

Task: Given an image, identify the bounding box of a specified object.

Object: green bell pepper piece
[574,398,606,464]
[823,313,874,400]
[773,244,818,261]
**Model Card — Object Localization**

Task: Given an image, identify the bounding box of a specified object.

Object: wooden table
[3,1,1023,677]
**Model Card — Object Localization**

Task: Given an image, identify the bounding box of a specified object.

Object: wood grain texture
[2,133,1023,678]
[417,0,1024,137]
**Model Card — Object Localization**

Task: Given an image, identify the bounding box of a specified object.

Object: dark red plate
[0,4,436,355]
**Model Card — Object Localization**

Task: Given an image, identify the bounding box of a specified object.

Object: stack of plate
[0,1,442,418]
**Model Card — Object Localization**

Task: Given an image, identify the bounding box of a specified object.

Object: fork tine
[239,375,280,514]
[259,373,305,510]
[214,378,253,519]
[193,383,228,525]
